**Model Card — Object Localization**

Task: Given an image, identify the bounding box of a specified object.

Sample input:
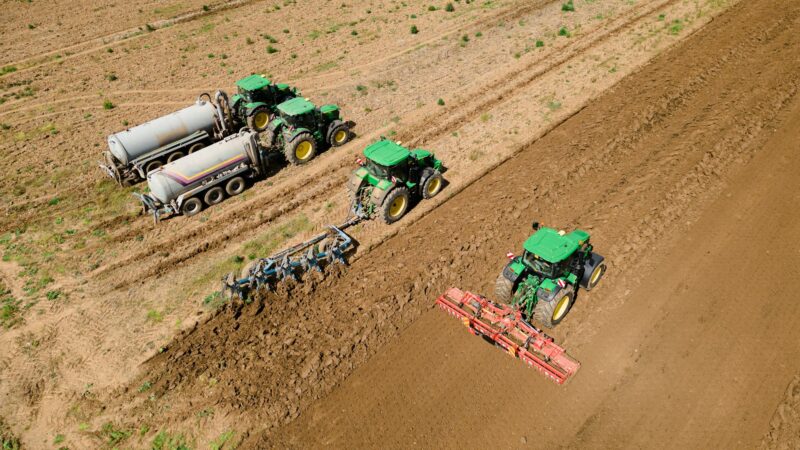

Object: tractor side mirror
[532,221,540,230]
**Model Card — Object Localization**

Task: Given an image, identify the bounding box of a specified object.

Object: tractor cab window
[389,162,408,181]
[523,251,556,278]
[366,160,390,179]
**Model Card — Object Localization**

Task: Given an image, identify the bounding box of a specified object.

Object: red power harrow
[435,287,580,384]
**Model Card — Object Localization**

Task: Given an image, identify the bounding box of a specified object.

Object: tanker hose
[214,90,234,136]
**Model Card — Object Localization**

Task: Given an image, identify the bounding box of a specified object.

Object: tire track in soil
[101,1,799,444]
[0,0,553,119]
[0,0,265,74]
[86,0,682,293]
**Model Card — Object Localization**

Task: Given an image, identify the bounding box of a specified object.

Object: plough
[221,215,362,299]
[435,287,580,384]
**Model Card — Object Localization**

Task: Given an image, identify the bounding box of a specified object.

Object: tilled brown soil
[4,0,733,444]
[100,0,800,447]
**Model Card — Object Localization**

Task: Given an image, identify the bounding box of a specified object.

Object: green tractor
[262,97,353,165]
[229,74,299,132]
[495,223,607,328]
[348,138,445,223]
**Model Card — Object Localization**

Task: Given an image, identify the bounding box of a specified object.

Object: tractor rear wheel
[247,106,271,132]
[421,170,444,199]
[494,272,514,304]
[327,120,352,147]
[382,187,410,224]
[534,288,574,328]
[285,132,317,165]
[204,186,224,205]
[181,197,203,216]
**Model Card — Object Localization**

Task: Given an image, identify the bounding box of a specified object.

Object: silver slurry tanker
[135,129,268,222]
[101,91,234,186]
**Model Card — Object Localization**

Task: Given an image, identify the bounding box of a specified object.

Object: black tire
[204,186,224,205]
[167,151,184,163]
[327,120,351,147]
[585,263,606,291]
[381,187,410,224]
[533,288,574,328]
[181,197,203,216]
[494,272,514,304]
[284,132,317,165]
[246,106,271,132]
[580,252,606,291]
[421,169,444,199]
[188,143,205,154]
[225,176,246,196]
[144,160,162,174]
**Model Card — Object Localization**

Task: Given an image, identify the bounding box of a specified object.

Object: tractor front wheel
[382,187,410,224]
[247,107,271,132]
[494,272,514,304]
[327,120,352,147]
[285,133,317,165]
[421,170,444,199]
[533,288,574,328]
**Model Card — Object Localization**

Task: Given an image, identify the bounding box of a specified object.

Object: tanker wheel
[181,197,203,216]
[247,107,271,132]
[188,143,205,154]
[421,170,443,199]
[225,176,246,196]
[381,187,410,224]
[167,151,184,163]
[285,132,317,165]
[204,186,225,205]
[494,272,514,304]
[585,263,606,291]
[144,160,162,174]
[533,289,574,328]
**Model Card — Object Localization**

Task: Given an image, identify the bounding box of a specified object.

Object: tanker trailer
[134,130,269,222]
[101,91,235,186]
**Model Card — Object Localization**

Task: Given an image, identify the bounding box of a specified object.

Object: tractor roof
[236,74,271,91]
[523,227,590,263]
[277,97,316,116]
[363,140,409,166]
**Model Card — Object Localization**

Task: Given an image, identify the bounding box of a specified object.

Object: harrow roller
[435,287,580,384]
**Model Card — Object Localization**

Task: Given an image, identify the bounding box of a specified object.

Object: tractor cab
[349,139,444,223]
[232,74,298,108]
[496,223,606,328]
[231,74,299,131]
[275,97,318,128]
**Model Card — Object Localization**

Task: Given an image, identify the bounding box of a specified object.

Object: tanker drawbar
[134,130,268,222]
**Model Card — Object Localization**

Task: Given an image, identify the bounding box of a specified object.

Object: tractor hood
[522,227,590,263]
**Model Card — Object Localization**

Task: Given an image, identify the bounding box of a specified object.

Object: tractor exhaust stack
[435,287,580,384]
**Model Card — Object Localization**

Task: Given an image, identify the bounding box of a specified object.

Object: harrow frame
[435,287,580,384]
